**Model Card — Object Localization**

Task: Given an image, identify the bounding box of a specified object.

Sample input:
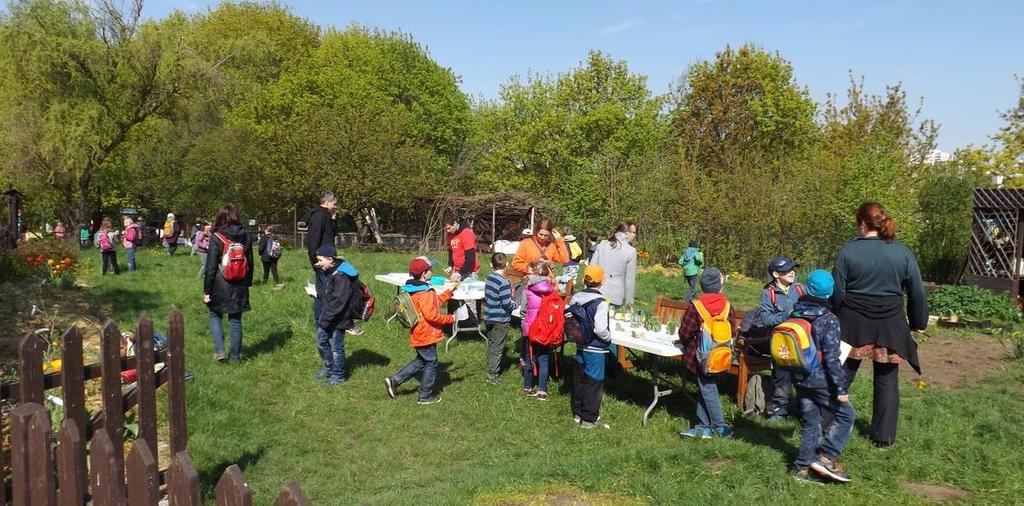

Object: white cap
[522,228,533,236]
[167,213,175,220]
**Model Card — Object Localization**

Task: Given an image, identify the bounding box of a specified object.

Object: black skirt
[839,293,920,374]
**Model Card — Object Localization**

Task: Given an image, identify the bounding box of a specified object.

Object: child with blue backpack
[776,269,855,484]
[677,267,734,439]
[568,265,612,429]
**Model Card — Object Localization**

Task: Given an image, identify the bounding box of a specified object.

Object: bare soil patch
[902,481,970,502]
[906,334,1013,389]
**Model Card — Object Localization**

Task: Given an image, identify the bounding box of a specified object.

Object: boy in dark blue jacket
[788,270,856,484]
[754,256,803,422]
[313,244,360,386]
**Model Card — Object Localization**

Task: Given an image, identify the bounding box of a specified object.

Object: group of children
[679,258,856,484]
[308,245,857,483]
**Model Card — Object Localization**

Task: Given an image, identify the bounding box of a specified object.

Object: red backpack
[529,292,566,346]
[215,232,248,282]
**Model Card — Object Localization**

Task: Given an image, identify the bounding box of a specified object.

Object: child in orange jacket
[384,257,454,405]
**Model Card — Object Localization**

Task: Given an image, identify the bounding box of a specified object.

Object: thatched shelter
[427,191,561,248]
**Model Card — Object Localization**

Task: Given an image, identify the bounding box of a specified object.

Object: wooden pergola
[965,188,1024,300]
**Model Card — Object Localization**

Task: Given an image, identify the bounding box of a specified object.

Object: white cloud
[599,17,644,36]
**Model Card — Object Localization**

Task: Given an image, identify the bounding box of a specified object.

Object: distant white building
[924,149,954,164]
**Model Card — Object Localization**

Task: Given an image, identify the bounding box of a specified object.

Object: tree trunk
[364,207,384,245]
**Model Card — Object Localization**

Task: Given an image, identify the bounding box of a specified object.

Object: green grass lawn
[76,246,1024,505]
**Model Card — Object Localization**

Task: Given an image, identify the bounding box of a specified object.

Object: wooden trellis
[965,188,1024,300]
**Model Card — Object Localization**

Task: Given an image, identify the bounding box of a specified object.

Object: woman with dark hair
[203,204,254,363]
[510,218,569,277]
[590,222,638,308]
[832,201,928,448]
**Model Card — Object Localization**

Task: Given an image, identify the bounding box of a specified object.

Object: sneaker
[873,440,895,451]
[715,426,734,438]
[678,427,713,439]
[573,415,581,424]
[417,395,442,405]
[523,387,538,397]
[792,467,826,486]
[580,421,611,430]
[346,326,365,336]
[325,376,346,386]
[810,456,852,483]
[536,391,548,401]
[313,369,330,379]
[213,352,225,362]
[486,375,504,386]
[384,377,397,399]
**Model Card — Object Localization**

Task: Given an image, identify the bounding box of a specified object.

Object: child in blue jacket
[788,270,856,484]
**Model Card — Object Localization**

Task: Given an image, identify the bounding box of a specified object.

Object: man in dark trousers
[306,192,338,322]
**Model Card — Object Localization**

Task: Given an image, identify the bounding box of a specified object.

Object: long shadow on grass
[198,446,268,501]
[245,326,294,359]
[94,287,163,316]
[732,416,796,465]
[347,349,390,375]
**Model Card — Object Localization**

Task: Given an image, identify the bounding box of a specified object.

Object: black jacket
[318,261,360,332]
[203,223,254,314]
[306,207,337,264]
[258,234,279,263]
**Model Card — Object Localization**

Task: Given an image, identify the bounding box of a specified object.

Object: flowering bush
[13,239,80,288]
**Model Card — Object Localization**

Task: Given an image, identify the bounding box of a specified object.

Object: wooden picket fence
[1,309,312,505]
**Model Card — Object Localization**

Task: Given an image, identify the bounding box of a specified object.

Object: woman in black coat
[203,204,254,363]
[832,201,928,448]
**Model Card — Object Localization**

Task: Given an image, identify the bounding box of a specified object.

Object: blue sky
[144,0,1024,151]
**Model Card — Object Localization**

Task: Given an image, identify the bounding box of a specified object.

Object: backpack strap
[215,231,230,247]
[765,286,777,306]
[795,283,805,298]
[692,299,712,323]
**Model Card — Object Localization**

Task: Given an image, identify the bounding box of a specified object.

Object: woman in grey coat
[589,222,637,308]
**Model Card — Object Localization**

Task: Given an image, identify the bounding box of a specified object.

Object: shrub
[12,239,81,288]
[927,284,1022,323]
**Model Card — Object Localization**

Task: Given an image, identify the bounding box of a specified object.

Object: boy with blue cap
[788,269,856,484]
[755,256,803,422]
[313,244,360,385]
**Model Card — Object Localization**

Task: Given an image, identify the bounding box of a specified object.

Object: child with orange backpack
[522,259,564,401]
[677,267,735,439]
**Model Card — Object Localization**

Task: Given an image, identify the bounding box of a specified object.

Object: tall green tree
[0,0,193,225]
[672,44,819,273]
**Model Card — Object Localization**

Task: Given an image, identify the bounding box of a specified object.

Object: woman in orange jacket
[511,218,569,277]
[385,257,454,405]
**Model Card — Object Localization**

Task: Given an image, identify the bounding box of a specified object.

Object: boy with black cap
[755,255,803,423]
[313,244,360,385]
[677,267,735,439]
[384,256,455,404]
[788,270,855,484]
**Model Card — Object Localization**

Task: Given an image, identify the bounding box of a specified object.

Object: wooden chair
[730,309,773,410]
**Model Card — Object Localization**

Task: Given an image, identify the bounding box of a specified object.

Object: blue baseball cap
[806,270,835,299]
[768,256,798,275]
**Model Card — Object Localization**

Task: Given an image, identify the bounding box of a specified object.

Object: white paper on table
[305,283,317,298]
[839,341,852,364]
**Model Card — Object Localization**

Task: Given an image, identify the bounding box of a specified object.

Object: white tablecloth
[608,319,682,357]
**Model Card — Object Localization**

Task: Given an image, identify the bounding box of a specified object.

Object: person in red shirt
[444,214,479,281]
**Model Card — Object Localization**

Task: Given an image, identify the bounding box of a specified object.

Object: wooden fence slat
[167,309,188,455]
[273,483,311,506]
[59,326,87,498]
[57,421,84,506]
[215,465,253,506]
[29,405,57,506]
[18,333,44,404]
[167,451,201,506]
[10,403,36,506]
[89,429,125,506]
[135,314,158,470]
[100,320,125,481]
[12,403,55,506]
[126,440,159,506]
[1,374,7,506]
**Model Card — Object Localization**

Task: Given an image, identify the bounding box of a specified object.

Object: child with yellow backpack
[677,267,735,439]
